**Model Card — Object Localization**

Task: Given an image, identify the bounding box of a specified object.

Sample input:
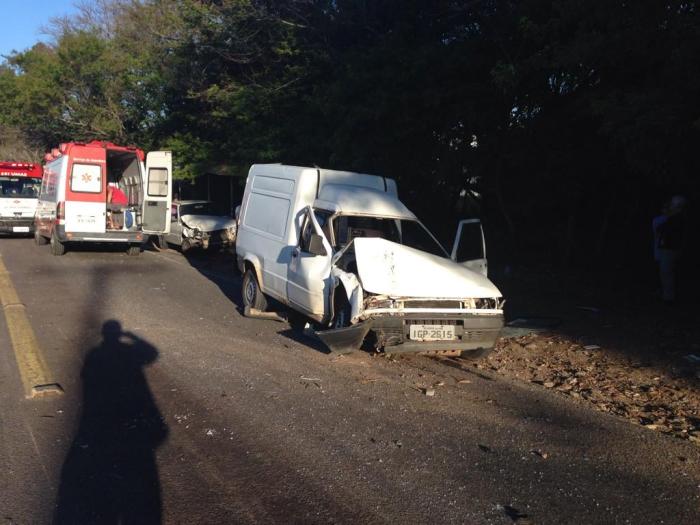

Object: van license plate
[409,325,456,341]
[13,226,30,232]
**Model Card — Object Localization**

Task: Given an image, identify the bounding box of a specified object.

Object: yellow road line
[0,255,62,399]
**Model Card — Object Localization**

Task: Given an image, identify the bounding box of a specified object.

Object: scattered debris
[486,334,700,446]
[530,449,549,459]
[500,504,532,524]
[478,444,492,453]
[457,378,471,384]
[243,306,287,322]
[205,429,217,437]
[300,377,322,382]
[423,387,435,397]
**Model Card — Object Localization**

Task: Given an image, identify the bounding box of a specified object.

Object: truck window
[70,163,102,193]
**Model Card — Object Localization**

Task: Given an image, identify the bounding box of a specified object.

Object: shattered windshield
[332,215,447,257]
[0,177,41,199]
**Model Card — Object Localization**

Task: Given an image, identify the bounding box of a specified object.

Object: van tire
[181,238,192,253]
[126,244,141,256]
[243,268,267,311]
[34,231,48,246]
[50,231,66,256]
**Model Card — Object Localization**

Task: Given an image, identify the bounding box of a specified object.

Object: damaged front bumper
[186,228,237,249]
[315,311,503,355]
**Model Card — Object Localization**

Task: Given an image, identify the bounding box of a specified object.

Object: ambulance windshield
[0,177,42,199]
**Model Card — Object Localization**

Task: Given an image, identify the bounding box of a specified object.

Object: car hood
[181,214,236,232]
[352,237,502,299]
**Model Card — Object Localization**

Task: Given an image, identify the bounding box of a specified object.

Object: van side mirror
[308,233,327,256]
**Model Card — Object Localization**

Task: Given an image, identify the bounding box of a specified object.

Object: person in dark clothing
[656,195,687,302]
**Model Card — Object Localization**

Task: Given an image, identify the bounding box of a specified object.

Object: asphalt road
[0,237,698,524]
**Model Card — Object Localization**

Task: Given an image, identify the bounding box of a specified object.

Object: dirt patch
[479,333,700,444]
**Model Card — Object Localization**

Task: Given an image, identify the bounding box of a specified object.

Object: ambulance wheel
[50,231,66,256]
[242,268,267,311]
[126,244,141,256]
[34,231,48,246]
[181,238,192,253]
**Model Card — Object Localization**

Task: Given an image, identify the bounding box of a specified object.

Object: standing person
[656,195,687,303]
[107,183,128,229]
[652,200,669,264]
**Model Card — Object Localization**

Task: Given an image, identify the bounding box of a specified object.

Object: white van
[34,141,172,255]
[236,164,504,356]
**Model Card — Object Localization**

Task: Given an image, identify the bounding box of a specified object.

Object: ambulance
[0,161,43,235]
[34,141,172,256]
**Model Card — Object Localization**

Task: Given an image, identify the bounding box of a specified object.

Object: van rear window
[148,168,168,197]
[71,164,102,193]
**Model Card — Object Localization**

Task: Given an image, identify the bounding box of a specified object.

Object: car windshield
[332,215,447,257]
[0,177,41,199]
[180,202,216,216]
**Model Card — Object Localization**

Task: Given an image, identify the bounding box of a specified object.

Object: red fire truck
[34,141,172,255]
[0,161,43,235]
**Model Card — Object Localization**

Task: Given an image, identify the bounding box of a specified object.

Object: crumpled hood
[181,214,236,232]
[352,237,502,299]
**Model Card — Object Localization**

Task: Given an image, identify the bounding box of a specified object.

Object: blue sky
[0,0,78,58]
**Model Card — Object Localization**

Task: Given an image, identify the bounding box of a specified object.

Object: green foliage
[1,0,698,263]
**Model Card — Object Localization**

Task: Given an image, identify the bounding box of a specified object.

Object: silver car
[165,200,237,252]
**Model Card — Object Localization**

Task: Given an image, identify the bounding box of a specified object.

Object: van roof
[43,141,145,163]
[314,184,416,220]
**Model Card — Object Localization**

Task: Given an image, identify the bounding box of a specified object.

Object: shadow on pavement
[53,320,168,525]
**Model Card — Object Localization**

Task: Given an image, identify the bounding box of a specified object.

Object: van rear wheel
[242,268,267,311]
[50,231,66,256]
[34,231,48,246]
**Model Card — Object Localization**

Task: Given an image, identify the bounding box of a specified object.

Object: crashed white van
[235,164,504,355]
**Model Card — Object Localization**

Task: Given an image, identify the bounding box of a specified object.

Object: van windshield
[0,177,42,199]
[332,215,447,257]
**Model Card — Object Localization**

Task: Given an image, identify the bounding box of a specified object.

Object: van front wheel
[126,244,141,256]
[50,231,66,256]
[242,268,267,311]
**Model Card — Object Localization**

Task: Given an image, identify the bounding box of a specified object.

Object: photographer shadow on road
[54,320,168,525]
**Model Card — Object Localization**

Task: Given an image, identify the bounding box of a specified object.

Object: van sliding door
[142,151,172,234]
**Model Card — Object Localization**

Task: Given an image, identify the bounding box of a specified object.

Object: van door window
[148,168,168,196]
[299,210,331,253]
[70,163,102,193]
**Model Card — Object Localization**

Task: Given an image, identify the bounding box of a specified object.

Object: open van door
[451,218,488,277]
[142,151,172,234]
